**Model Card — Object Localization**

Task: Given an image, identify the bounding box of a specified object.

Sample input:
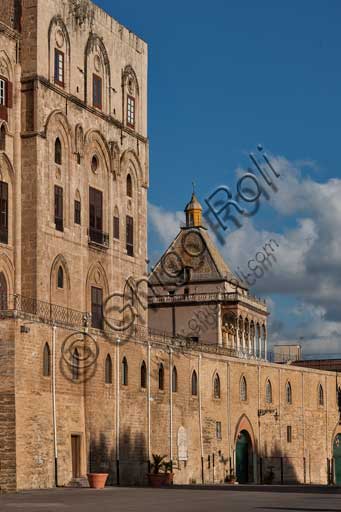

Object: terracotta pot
[87,473,108,489]
[147,473,172,488]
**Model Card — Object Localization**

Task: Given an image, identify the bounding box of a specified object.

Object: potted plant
[225,469,236,484]
[147,454,173,487]
[87,472,109,489]
[163,460,174,485]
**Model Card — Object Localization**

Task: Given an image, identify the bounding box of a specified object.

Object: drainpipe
[52,324,58,487]
[147,341,151,466]
[198,354,204,483]
[116,338,120,485]
[169,348,173,465]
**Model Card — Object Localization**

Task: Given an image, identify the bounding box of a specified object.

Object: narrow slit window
[93,74,102,109]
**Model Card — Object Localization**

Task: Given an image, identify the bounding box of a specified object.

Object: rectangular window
[113,215,120,240]
[0,181,8,244]
[126,215,134,256]
[93,74,102,109]
[74,200,81,225]
[287,425,292,443]
[89,186,104,244]
[0,79,6,106]
[216,421,222,440]
[54,185,63,232]
[91,286,103,329]
[54,50,64,86]
[127,95,135,128]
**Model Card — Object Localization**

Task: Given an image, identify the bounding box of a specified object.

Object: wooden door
[71,435,81,478]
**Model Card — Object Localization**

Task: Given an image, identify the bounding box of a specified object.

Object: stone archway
[236,430,253,483]
[234,415,256,484]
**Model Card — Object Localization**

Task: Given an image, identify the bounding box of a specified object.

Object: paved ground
[1,486,341,512]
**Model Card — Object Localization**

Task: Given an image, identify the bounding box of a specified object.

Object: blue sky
[99,0,341,357]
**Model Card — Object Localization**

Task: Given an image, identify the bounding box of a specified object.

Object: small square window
[54,50,64,86]
[216,421,222,440]
[93,74,102,109]
[127,95,135,128]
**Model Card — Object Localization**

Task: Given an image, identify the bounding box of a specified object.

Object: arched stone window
[0,272,7,310]
[48,16,70,91]
[172,366,178,393]
[105,354,112,384]
[72,348,79,381]
[158,363,164,390]
[122,356,128,386]
[85,34,111,113]
[55,137,62,165]
[123,65,139,130]
[318,384,324,406]
[266,379,272,403]
[43,343,51,377]
[0,124,5,151]
[286,381,292,404]
[113,206,120,240]
[126,174,133,197]
[214,373,221,399]
[240,376,247,401]
[191,370,198,396]
[57,266,64,289]
[141,360,147,389]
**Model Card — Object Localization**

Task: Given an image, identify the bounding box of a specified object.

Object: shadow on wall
[261,441,299,484]
[89,428,148,486]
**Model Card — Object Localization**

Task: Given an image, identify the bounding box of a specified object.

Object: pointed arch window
[191,370,198,396]
[172,366,178,393]
[240,376,247,401]
[122,356,128,386]
[158,363,164,391]
[72,348,79,381]
[286,381,292,404]
[57,266,64,289]
[141,360,147,389]
[43,343,51,377]
[0,181,8,244]
[0,272,7,310]
[55,137,62,165]
[113,208,120,240]
[105,354,112,384]
[54,49,64,87]
[318,384,324,406]
[126,174,133,198]
[214,373,221,399]
[265,379,272,404]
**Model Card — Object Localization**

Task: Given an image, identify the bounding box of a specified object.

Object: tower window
[240,376,247,401]
[55,138,62,165]
[105,354,112,384]
[127,95,135,128]
[54,185,63,232]
[126,174,133,197]
[74,200,81,225]
[57,266,64,289]
[191,370,198,396]
[172,366,178,393]
[93,74,102,109]
[54,49,64,86]
[113,215,120,240]
[287,425,292,443]
[216,421,222,440]
[141,361,147,389]
[122,357,128,386]
[214,373,221,399]
[126,215,134,257]
[43,343,51,377]
[0,181,8,244]
[286,382,292,404]
[91,286,103,330]
[0,79,5,106]
[158,363,164,390]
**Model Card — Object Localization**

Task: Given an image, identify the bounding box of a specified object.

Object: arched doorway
[333,434,341,485]
[236,430,253,483]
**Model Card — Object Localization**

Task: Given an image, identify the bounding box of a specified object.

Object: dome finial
[184,187,202,227]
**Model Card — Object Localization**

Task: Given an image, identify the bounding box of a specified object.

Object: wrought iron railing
[88,227,109,248]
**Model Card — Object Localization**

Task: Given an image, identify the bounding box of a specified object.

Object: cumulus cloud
[148,155,341,356]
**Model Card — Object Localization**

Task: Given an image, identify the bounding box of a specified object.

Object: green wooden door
[236,431,249,483]
[334,434,341,485]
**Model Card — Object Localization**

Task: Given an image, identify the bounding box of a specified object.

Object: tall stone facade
[0,0,341,495]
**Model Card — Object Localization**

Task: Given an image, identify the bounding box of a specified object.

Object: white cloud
[148,155,341,356]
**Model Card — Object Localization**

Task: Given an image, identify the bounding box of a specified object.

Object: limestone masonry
[0,0,341,493]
